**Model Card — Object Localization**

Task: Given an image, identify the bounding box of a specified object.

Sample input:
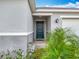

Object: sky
[36,0,79,8]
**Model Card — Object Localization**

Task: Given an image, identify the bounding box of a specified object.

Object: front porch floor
[33,41,46,48]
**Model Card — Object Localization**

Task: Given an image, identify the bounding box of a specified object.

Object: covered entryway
[33,16,51,41]
[62,18,79,35]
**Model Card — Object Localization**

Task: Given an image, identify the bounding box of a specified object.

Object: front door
[36,21,44,40]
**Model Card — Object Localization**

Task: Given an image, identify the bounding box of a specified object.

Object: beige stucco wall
[46,17,51,33]
[0,0,33,53]
[42,11,78,31]
[52,12,79,35]
[50,15,62,31]
[62,18,79,35]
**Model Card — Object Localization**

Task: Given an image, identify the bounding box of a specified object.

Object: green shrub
[26,51,32,59]
[41,28,79,59]
[26,48,45,59]
[32,48,45,59]
[16,49,23,59]
[6,51,12,59]
[0,49,25,59]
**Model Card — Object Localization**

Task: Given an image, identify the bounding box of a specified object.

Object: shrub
[0,49,25,59]
[41,28,79,59]
[26,48,45,59]
[32,48,45,59]
[16,49,23,59]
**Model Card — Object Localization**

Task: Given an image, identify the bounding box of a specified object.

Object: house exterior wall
[62,18,79,35]
[0,0,33,53]
[50,15,62,31]
[33,12,79,38]
[0,0,33,32]
[46,17,51,33]
[52,12,79,35]
[35,8,79,32]
[0,36,27,54]
[34,8,79,37]
[49,12,79,31]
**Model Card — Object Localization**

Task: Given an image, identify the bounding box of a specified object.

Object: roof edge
[37,7,79,10]
[36,7,79,13]
[28,0,36,12]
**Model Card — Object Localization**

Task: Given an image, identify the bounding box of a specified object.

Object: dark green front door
[36,21,44,40]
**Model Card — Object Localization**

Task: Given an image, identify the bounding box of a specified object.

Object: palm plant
[41,28,79,59]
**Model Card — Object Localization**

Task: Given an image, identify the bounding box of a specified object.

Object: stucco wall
[46,17,51,32]
[53,12,79,35]
[0,36,27,53]
[62,18,79,35]
[0,0,33,53]
[50,15,62,31]
[50,12,79,28]
[0,0,33,32]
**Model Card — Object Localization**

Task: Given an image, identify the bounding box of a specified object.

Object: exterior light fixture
[55,18,59,23]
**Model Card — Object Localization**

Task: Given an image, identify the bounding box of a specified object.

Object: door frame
[33,19,46,41]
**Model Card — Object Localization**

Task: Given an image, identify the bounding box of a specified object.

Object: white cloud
[38,1,79,8]
[76,2,79,7]
[66,2,76,7]
[76,2,79,5]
